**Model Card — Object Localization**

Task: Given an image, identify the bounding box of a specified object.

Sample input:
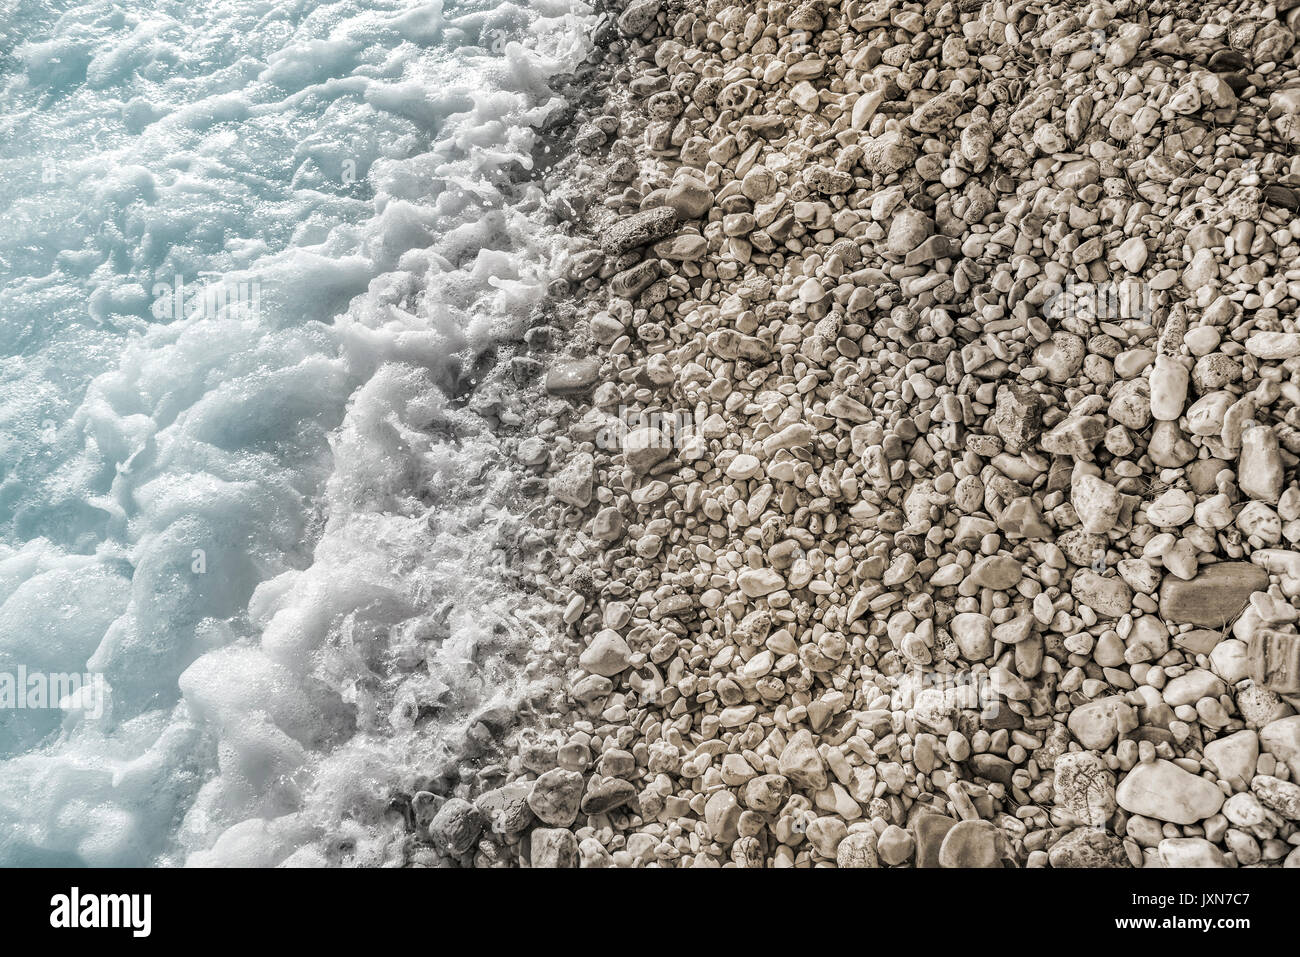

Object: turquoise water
[0,0,587,865]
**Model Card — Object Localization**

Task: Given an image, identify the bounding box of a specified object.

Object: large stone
[1073,474,1123,533]
[1159,563,1268,627]
[428,798,484,856]
[914,812,958,868]
[968,554,1023,589]
[1246,331,1300,360]
[836,831,880,867]
[938,819,1001,867]
[527,768,585,826]
[886,207,933,256]
[991,384,1043,453]
[549,452,594,507]
[876,824,914,865]
[737,567,785,598]
[1116,760,1225,824]
[805,816,847,858]
[616,0,660,35]
[1236,681,1295,728]
[1048,827,1130,867]
[1071,569,1133,618]
[475,783,535,836]
[742,774,787,813]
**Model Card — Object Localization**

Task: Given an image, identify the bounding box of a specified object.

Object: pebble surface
[420,0,1300,869]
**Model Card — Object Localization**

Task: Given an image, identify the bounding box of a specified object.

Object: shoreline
[427,0,1300,868]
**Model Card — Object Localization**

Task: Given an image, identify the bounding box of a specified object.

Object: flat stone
[602,206,679,254]
[581,775,637,815]
[1054,750,1116,826]
[545,357,601,394]
[1175,628,1224,656]
[1204,729,1260,791]
[1162,669,1226,706]
[1071,569,1133,618]
[1159,562,1268,627]
[826,393,873,423]
[1260,716,1300,779]
[738,567,784,597]
[970,753,1015,786]
[1245,331,1300,360]
[1253,774,1300,820]
[1116,760,1225,824]
[1158,837,1229,867]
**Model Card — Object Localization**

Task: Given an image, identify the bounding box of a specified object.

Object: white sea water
[0,0,590,866]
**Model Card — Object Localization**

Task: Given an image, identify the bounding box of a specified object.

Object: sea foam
[0,0,591,866]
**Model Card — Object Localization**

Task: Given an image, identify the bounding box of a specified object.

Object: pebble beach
[419,0,1300,869]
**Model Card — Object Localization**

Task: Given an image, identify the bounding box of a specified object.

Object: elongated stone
[1116,760,1225,824]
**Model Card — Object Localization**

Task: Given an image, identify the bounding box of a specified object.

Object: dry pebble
[438,0,1300,869]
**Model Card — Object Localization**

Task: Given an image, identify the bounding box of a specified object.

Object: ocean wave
[0,0,590,866]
